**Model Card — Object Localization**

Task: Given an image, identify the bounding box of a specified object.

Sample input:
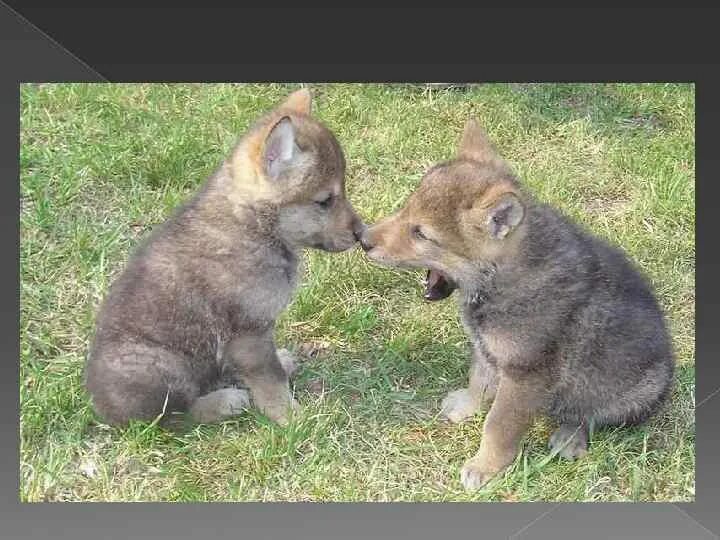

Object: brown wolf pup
[86,89,364,427]
[359,119,674,490]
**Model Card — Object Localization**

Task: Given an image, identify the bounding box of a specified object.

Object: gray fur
[85,91,362,427]
[460,200,675,430]
[360,118,675,489]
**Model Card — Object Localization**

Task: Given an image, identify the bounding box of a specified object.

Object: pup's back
[524,204,675,428]
[460,197,674,428]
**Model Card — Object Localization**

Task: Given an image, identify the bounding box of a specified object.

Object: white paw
[217,388,251,416]
[269,395,301,426]
[190,388,250,423]
[277,348,299,377]
[460,459,493,491]
[440,388,479,424]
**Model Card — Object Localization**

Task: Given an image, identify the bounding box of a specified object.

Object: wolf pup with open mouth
[86,89,363,427]
[359,119,674,490]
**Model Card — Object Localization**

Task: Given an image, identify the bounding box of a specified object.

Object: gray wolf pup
[359,119,674,490]
[86,89,363,427]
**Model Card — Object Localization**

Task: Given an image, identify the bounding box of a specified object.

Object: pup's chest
[460,295,518,362]
[234,260,299,322]
[460,291,494,335]
[213,244,300,326]
[246,270,297,318]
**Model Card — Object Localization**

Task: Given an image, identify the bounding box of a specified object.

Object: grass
[20,83,695,502]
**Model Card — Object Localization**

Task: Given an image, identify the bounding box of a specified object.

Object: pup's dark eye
[316,194,334,208]
[412,225,428,241]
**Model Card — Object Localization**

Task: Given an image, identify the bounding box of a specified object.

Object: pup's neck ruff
[460,262,497,307]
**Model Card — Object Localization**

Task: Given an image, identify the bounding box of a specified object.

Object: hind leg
[548,422,589,460]
[86,343,200,426]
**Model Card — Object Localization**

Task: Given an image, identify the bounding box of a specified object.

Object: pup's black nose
[353,223,373,252]
[359,237,374,252]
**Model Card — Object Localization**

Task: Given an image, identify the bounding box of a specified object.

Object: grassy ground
[20,83,695,502]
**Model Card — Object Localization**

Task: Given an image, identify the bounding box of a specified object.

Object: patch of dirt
[500,490,520,502]
[401,429,427,443]
[616,113,664,130]
[304,377,326,394]
[583,197,632,218]
[297,340,332,359]
[509,83,539,93]
[560,95,592,116]
[128,220,156,239]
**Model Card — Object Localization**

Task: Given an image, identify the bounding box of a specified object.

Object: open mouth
[423,269,457,301]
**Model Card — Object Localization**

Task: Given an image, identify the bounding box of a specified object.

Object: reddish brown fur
[363,156,525,280]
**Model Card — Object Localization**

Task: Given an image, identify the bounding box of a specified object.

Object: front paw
[440,389,480,424]
[262,405,290,426]
[267,395,301,426]
[459,458,497,491]
[253,387,300,426]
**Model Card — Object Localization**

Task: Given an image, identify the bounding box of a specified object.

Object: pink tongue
[426,270,443,289]
[424,269,458,301]
[424,269,449,301]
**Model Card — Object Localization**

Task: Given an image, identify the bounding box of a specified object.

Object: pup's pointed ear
[458,119,500,163]
[263,116,299,179]
[469,191,525,240]
[278,88,312,115]
[484,193,524,239]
